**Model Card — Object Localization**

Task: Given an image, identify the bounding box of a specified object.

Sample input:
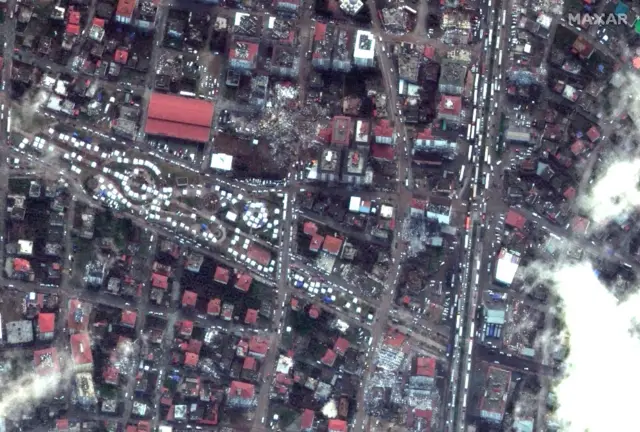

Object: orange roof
[207,298,221,315]
[13,258,31,272]
[66,24,81,35]
[504,210,526,230]
[247,243,271,266]
[70,333,93,365]
[416,356,436,377]
[303,221,318,235]
[384,329,406,348]
[229,381,255,399]
[235,272,253,292]
[328,419,347,432]
[145,93,214,143]
[333,337,350,355]
[38,313,55,333]
[68,10,80,24]
[243,356,257,370]
[249,336,269,356]
[151,273,168,290]
[245,308,258,324]
[322,235,343,255]
[116,0,136,18]
[121,310,137,327]
[182,290,197,306]
[321,348,336,366]
[309,234,324,251]
[115,48,129,64]
[184,352,199,367]
[214,266,230,284]
[301,409,315,430]
[178,320,193,337]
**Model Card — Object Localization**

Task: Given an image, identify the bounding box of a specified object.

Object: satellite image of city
[0,0,638,429]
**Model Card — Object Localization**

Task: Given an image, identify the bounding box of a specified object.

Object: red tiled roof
[34,347,60,375]
[115,48,129,64]
[249,336,269,356]
[371,143,394,160]
[586,125,600,142]
[571,140,586,155]
[328,419,348,432]
[384,329,406,348]
[103,365,119,384]
[564,186,576,200]
[334,337,350,355]
[229,381,255,399]
[56,419,69,431]
[310,234,324,251]
[93,18,105,27]
[373,119,394,137]
[303,221,318,235]
[504,210,526,230]
[116,0,136,18]
[207,298,221,315]
[184,352,199,367]
[321,348,336,366]
[38,313,55,333]
[245,308,258,324]
[229,41,259,62]
[314,23,327,41]
[182,290,197,307]
[247,244,271,266]
[416,356,436,377]
[423,45,435,59]
[438,95,462,116]
[151,273,168,290]
[323,235,343,255]
[121,310,137,327]
[214,266,230,284]
[68,10,80,24]
[66,24,81,35]
[411,198,427,210]
[235,272,253,292]
[178,320,193,337]
[301,409,315,430]
[145,93,214,143]
[243,356,257,371]
[70,332,93,365]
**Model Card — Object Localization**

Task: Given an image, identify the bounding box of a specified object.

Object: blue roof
[616,2,629,15]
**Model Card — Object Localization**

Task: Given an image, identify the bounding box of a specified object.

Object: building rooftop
[479,366,512,422]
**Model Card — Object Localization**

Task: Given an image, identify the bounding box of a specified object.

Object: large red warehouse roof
[145,93,214,143]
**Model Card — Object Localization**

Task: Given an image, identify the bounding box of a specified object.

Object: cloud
[535,261,640,432]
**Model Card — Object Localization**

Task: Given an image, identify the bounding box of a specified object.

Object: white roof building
[354,30,375,67]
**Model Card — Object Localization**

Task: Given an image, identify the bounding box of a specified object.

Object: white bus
[470,125,476,140]
[502,10,506,25]
[499,50,502,66]
[474,74,479,88]
[483,83,488,100]
[459,165,466,183]
[467,124,472,140]
[467,146,473,161]
[472,108,477,123]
